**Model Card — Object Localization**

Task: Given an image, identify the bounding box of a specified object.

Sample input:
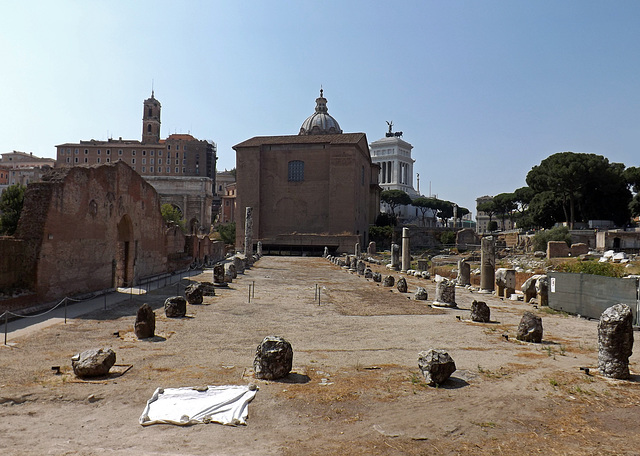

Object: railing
[2,265,205,345]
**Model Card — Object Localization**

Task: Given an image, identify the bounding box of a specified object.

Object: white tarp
[139,385,257,426]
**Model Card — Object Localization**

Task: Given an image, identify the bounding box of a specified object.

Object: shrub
[533,226,571,252]
[556,261,624,278]
[440,230,456,245]
[216,222,236,245]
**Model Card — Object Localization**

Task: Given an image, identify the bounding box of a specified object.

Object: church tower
[142,91,161,144]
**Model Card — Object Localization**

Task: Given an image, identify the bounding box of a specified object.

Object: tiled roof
[233,133,366,149]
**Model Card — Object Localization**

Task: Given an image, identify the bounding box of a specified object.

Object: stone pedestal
[355,243,360,257]
[367,241,376,255]
[480,236,495,293]
[598,304,634,379]
[495,268,516,298]
[401,228,410,273]
[536,275,549,306]
[257,241,263,256]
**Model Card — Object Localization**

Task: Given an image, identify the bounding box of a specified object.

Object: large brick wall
[15,162,168,301]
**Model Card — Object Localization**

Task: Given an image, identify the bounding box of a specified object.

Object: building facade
[234,90,380,254]
[55,92,217,230]
[0,151,56,193]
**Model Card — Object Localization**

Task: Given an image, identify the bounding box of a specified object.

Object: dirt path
[1,256,640,455]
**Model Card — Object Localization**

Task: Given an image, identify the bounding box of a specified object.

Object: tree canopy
[526,152,631,228]
[161,203,185,230]
[0,184,26,235]
[380,190,412,218]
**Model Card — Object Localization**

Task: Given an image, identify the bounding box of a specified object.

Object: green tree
[412,197,439,226]
[532,226,571,252]
[0,184,26,235]
[380,190,412,219]
[435,200,454,226]
[477,200,497,228]
[493,193,516,229]
[455,206,470,226]
[526,152,631,228]
[216,222,236,245]
[624,166,640,218]
[161,203,185,230]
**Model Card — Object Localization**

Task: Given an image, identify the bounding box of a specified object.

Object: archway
[189,217,200,235]
[613,237,621,250]
[115,214,135,287]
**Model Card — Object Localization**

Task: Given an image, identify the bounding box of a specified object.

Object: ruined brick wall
[547,240,570,259]
[0,238,29,290]
[570,243,589,256]
[15,162,167,300]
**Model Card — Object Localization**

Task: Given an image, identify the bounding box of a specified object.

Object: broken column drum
[213,264,226,285]
[383,275,395,287]
[433,277,456,308]
[598,303,634,379]
[185,283,204,305]
[401,227,410,273]
[244,206,254,259]
[164,296,187,318]
[521,275,541,303]
[480,236,496,292]
[397,277,408,293]
[71,348,116,378]
[253,336,293,380]
[414,287,428,300]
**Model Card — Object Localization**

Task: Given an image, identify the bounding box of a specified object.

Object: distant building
[220,182,236,224]
[234,90,380,254]
[214,170,236,222]
[0,151,55,193]
[55,92,217,232]
[475,195,514,233]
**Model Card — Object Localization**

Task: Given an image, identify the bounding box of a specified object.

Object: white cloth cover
[139,385,257,426]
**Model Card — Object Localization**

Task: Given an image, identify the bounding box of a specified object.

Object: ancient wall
[15,162,167,300]
[0,238,29,290]
[547,240,570,259]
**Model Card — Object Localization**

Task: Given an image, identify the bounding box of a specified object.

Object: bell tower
[142,91,161,144]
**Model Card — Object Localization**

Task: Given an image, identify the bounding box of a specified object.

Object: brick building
[234,90,380,254]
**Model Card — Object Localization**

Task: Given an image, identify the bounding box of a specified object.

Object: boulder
[356,260,366,275]
[225,263,237,279]
[213,264,226,285]
[134,303,155,339]
[383,275,395,287]
[253,336,293,380]
[364,267,373,279]
[164,296,187,318]
[414,287,428,301]
[372,272,382,283]
[199,281,216,296]
[71,348,116,378]
[397,277,408,293]
[418,349,456,386]
[470,300,490,323]
[516,311,543,343]
[184,283,204,305]
[233,255,246,274]
[598,304,634,379]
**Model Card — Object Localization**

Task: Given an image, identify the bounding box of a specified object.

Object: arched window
[288,160,304,182]
[147,124,152,133]
[148,108,152,117]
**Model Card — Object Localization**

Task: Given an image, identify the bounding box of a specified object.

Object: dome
[299,89,342,135]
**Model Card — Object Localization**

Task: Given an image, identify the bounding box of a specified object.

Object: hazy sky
[2,1,639,215]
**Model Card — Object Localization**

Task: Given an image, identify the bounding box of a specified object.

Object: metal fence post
[64,298,67,324]
[4,312,7,345]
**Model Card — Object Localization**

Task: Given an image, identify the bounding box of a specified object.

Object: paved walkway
[1,269,205,345]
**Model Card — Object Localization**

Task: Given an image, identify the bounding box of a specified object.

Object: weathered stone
[457,259,471,286]
[480,236,495,292]
[535,275,549,306]
[433,277,456,308]
[414,287,428,300]
[134,303,155,339]
[224,269,233,283]
[356,260,366,275]
[397,277,408,293]
[71,348,116,378]
[244,207,254,260]
[470,300,491,323]
[349,256,358,271]
[391,243,400,270]
[225,263,237,279]
[383,275,395,287]
[213,264,226,284]
[516,311,543,343]
[364,267,373,279]
[323,246,329,257]
[164,296,187,318]
[199,281,216,296]
[521,275,541,303]
[421,271,430,280]
[354,243,360,256]
[367,241,376,255]
[598,304,634,379]
[253,336,293,380]
[184,283,204,305]
[233,255,246,274]
[372,272,382,283]
[418,349,456,386]
[257,241,263,256]
[495,268,516,298]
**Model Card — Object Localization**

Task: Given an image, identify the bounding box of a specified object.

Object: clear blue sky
[2,1,639,216]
